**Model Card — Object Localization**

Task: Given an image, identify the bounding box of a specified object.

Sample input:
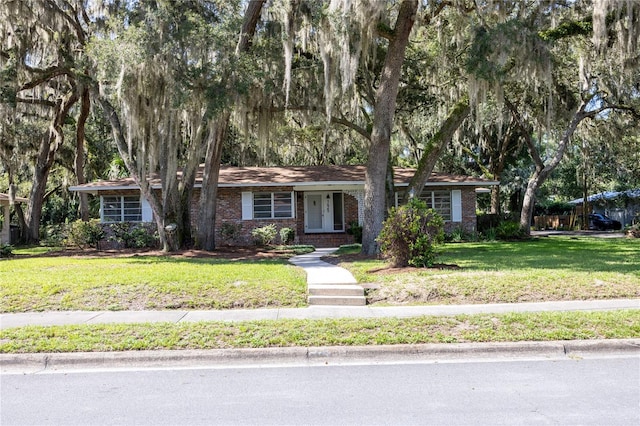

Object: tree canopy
[1,0,638,249]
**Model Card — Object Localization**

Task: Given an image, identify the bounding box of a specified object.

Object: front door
[304,192,343,233]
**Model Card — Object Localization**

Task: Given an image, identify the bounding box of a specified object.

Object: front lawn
[1,251,307,312]
[329,237,640,305]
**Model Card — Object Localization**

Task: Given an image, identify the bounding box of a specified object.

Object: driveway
[531,230,627,238]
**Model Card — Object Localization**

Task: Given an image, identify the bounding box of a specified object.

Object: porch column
[0,203,9,244]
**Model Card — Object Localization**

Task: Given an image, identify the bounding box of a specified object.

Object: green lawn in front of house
[328,237,640,305]
[1,254,307,312]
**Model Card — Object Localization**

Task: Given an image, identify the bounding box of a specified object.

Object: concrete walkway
[0,247,638,330]
[288,247,357,285]
[1,299,638,330]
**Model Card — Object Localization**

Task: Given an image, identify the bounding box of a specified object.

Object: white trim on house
[241,192,253,220]
[292,184,363,192]
[393,181,500,187]
[141,197,153,222]
[451,190,462,222]
[222,181,361,188]
[69,185,144,193]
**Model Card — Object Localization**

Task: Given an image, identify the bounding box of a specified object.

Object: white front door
[305,192,343,233]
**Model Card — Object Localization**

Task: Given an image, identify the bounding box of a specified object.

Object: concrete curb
[2,339,638,373]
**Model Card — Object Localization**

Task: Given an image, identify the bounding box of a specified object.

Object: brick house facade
[70,166,497,248]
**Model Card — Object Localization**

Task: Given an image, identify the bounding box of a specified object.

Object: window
[428,190,451,221]
[102,196,142,222]
[250,192,294,219]
[397,190,452,221]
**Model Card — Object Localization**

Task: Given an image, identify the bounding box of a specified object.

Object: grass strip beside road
[1,310,638,353]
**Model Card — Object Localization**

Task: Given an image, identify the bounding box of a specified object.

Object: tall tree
[195,0,266,251]
[466,0,640,233]
[0,0,90,242]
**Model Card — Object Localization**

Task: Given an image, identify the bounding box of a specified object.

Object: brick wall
[108,186,478,247]
[210,186,298,246]
[443,186,477,234]
[193,188,360,248]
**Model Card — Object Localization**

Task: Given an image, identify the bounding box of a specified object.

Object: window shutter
[290,191,295,218]
[451,190,462,222]
[141,196,153,222]
[241,192,253,220]
[99,196,105,222]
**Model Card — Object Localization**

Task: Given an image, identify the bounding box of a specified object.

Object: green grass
[1,310,637,353]
[11,246,65,256]
[331,237,640,305]
[0,256,307,312]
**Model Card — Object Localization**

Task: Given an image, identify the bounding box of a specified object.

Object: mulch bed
[322,253,461,274]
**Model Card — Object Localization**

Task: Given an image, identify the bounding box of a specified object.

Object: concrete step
[308,295,367,306]
[308,284,365,297]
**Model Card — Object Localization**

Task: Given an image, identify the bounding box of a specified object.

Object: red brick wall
[94,186,476,247]
[209,186,297,246]
[126,186,478,247]
[190,188,361,248]
[442,186,477,234]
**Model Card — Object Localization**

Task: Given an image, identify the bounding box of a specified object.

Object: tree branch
[330,115,371,141]
[20,66,70,91]
[45,0,86,43]
[16,97,57,107]
[236,0,266,54]
[504,96,545,171]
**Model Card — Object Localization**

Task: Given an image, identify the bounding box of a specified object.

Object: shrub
[0,243,13,258]
[109,223,158,249]
[40,224,66,247]
[279,227,295,245]
[252,224,277,246]
[483,227,497,241]
[220,222,242,244]
[495,221,526,240]
[66,219,105,249]
[626,223,640,238]
[445,226,481,243]
[377,198,444,268]
[346,221,363,244]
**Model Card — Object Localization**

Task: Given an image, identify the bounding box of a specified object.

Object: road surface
[2,355,638,425]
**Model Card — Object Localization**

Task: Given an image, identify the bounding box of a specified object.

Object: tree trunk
[25,90,79,243]
[402,98,470,204]
[197,114,228,251]
[511,98,598,234]
[520,171,544,232]
[490,185,501,215]
[193,1,266,251]
[75,87,90,221]
[362,0,418,255]
[92,88,168,249]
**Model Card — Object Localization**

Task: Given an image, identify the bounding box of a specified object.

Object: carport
[0,193,27,244]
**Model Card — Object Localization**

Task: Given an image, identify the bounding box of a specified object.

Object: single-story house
[0,193,28,244]
[70,165,498,247]
[569,189,640,227]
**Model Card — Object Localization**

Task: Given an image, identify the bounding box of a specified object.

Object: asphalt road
[2,354,638,426]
